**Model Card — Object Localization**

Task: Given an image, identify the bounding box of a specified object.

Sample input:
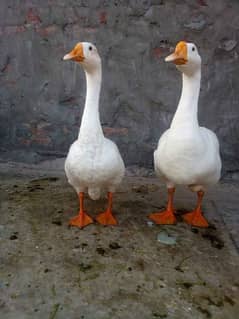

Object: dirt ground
[0,164,239,319]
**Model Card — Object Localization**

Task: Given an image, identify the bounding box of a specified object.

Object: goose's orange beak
[165,41,187,65]
[63,43,85,62]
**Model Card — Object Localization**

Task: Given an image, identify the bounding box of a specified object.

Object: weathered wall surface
[0,0,239,176]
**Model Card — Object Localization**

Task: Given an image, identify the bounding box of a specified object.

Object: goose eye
[89,46,92,51]
[192,47,195,51]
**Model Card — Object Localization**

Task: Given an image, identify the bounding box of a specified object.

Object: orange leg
[69,192,93,228]
[148,187,177,225]
[182,191,209,228]
[96,192,117,226]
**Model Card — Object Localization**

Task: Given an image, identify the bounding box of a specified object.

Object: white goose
[63,42,125,228]
[149,41,221,227]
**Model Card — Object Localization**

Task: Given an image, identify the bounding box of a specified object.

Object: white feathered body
[154,125,221,187]
[65,136,125,199]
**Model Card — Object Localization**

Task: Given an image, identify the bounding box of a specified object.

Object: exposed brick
[99,11,107,25]
[19,139,31,146]
[19,124,51,147]
[26,8,41,25]
[36,25,58,37]
[152,47,167,59]
[197,0,207,6]
[0,25,26,36]
[103,127,128,137]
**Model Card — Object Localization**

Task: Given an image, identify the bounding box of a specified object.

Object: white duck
[149,41,221,227]
[63,42,125,228]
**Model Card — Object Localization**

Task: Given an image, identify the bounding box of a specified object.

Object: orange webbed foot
[149,210,177,225]
[69,212,94,229]
[96,210,118,226]
[182,210,209,228]
[183,190,209,228]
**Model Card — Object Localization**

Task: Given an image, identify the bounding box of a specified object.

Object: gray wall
[0,0,239,176]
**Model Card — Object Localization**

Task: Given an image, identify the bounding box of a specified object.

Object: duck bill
[165,41,188,65]
[63,43,85,62]
[165,52,187,65]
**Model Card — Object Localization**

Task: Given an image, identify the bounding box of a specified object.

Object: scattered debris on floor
[0,173,239,319]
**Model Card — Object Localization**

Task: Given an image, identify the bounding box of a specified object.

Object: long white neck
[170,68,201,129]
[78,64,104,141]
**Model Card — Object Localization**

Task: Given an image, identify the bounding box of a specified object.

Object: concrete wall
[0,0,239,176]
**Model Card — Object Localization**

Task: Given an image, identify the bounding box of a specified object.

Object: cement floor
[0,166,239,319]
